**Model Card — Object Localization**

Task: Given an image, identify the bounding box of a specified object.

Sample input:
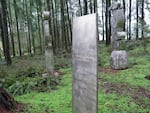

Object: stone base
[110,50,128,69]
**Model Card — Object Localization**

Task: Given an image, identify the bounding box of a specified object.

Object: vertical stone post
[72,14,98,113]
[109,2,128,69]
[43,11,54,75]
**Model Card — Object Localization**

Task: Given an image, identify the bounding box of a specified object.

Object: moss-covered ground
[0,41,150,113]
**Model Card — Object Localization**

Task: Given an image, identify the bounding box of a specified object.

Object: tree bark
[122,0,126,31]
[136,0,139,39]
[79,0,82,16]
[8,0,15,57]
[89,0,93,13]
[66,0,72,46]
[129,0,132,40]
[0,87,16,112]
[36,0,42,53]
[102,0,105,41]
[13,0,22,56]
[25,0,31,54]
[83,0,88,15]
[0,0,12,65]
[94,0,97,13]
[141,0,144,38]
[105,0,111,45]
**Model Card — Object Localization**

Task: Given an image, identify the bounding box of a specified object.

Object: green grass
[15,68,72,113]
[1,41,150,113]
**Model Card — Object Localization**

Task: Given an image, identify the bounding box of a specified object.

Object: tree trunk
[0,0,12,65]
[36,0,42,53]
[78,0,82,16]
[0,87,16,112]
[0,12,5,58]
[108,0,111,43]
[136,0,139,39]
[60,0,68,52]
[122,0,126,31]
[46,0,55,54]
[8,0,15,57]
[102,0,105,41]
[30,0,35,54]
[83,0,88,15]
[25,0,31,54]
[89,0,93,14]
[141,0,144,38]
[105,0,111,45]
[94,0,97,13]
[13,0,22,56]
[50,0,57,54]
[129,0,132,40]
[66,0,72,46]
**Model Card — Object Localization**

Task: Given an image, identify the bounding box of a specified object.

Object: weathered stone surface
[43,11,50,19]
[45,46,54,74]
[110,50,128,69]
[110,2,125,50]
[43,11,54,75]
[43,20,50,38]
[72,14,98,113]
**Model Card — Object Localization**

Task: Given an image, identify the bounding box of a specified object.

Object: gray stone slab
[45,46,54,74]
[43,20,50,38]
[72,14,98,113]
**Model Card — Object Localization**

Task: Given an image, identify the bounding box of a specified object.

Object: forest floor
[0,41,150,113]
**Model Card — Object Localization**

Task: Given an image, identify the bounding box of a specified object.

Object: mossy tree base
[0,87,16,112]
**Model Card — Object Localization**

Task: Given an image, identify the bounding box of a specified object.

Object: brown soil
[99,80,150,108]
[0,88,25,113]
[99,67,150,108]
[99,67,120,74]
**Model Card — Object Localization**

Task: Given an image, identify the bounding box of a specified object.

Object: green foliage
[0,66,60,95]
[7,76,60,95]
[0,55,61,96]
[2,41,150,113]
[98,43,110,67]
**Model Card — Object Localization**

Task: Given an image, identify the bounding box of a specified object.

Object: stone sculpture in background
[43,11,54,75]
[109,2,128,69]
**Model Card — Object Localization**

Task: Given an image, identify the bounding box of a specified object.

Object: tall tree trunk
[54,0,60,49]
[25,0,31,54]
[89,0,93,14]
[105,0,111,45]
[102,0,105,41]
[79,0,82,16]
[30,0,35,54]
[60,0,68,52]
[66,0,72,45]
[8,0,15,57]
[129,0,132,40]
[122,0,126,31]
[13,0,22,56]
[36,0,42,53]
[136,0,139,39]
[94,0,97,13]
[108,0,111,42]
[83,0,88,15]
[50,0,57,54]
[141,0,144,38]
[46,0,55,54]
[0,87,17,111]
[0,0,11,65]
[0,12,5,58]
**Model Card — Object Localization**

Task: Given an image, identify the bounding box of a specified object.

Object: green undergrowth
[15,68,72,113]
[1,41,150,113]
